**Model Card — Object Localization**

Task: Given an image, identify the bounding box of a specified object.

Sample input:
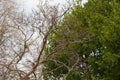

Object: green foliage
[66,71,81,80]
[44,0,120,80]
[24,42,29,48]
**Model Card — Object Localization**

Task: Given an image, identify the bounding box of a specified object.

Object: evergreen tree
[44,0,120,80]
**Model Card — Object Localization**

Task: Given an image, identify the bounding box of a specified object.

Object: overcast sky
[17,0,88,13]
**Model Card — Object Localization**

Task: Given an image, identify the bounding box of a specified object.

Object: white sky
[17,0,88,13]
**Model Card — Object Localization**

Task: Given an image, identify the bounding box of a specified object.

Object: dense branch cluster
[0,0,66,80]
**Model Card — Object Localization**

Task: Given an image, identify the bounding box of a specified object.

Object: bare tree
[0,0,71,79]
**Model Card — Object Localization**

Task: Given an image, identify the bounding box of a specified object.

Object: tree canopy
[44,0,120,80]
